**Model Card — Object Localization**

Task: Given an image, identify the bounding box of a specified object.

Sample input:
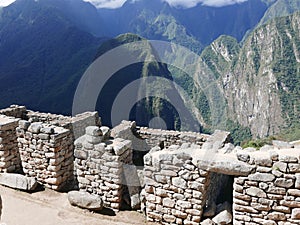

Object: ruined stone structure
[0,105,100,190]
[233,149,300,224]
[74,126,132,211]
[0,105,299,225]
[143,147,210,224]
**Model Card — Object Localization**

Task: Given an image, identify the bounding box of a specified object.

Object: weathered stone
[197,157,254,176]
[85,126,102,137]
[200,219,215,225]
[0,173,38,191]
[251,203,271,211]
[68,191,103,210]
[176,200,192,209]
[236,152,250,163]
[272,140,293,149]
[40,127,54,134]
[172,209,188,219]
[233,204,258,213]
[201,130,230,151]
[288,163,300,173]
[163,214,176,223]
[272,205,290,213]
[248,173,275,182]
[163,198,176,208]
[246,187,267,198]
[212,210,232,225]
[219,143,235,154]
[267,186,286,195]
[288,189,300,197]
[279,155,298,163]
[186,209,201,216]
[19,120,30,130]
[74,150,88,160]
[172,177,187,189]
[274,178,294,188]
[28,122,43,134]
[267,212,286,221]
[254,156,272,167]
[273,162,287,173]
[100,126,110,139]
[291,208,300,219]
[296,174,300,189]
[85,135,102,144]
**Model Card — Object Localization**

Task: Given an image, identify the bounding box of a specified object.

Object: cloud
[165,0,249,8]
[85,0,249,8]
[83,0,127,9]
[0,0,16,7]
[0,0,249,9]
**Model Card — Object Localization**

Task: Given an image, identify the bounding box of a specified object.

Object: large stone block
[68,191,103,210]
[0,173,38,191]
[212,210,232,225]
[197,156,255,176]
[248,173,275,182]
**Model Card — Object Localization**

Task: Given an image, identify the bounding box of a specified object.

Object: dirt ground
[0,185,155,225]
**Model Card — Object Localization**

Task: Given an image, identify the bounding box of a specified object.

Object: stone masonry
[16,121,74,190]
[0,115,21,173]
[0,105,300,225]
[74,126,132,211]
[143,146,211,224]
[233,148,300,224]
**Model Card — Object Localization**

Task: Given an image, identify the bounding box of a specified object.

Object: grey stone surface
[68,191,103,210]
[197,157,254,176]
[212,210,232,225]
[0,173,38,191]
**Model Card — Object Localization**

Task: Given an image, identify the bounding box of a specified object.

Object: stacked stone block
[233,149,300,224]
[0,105,27,119]
[143,146,210,224]
[136,127,209,149]
[16,120,74,190]
[74,126,132,211]
[0,115,21,172]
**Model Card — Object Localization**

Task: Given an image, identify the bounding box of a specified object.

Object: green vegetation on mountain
[259,0,300,26]
[0,0,104,114]
[94,33,199,130]
[199,11,300,142]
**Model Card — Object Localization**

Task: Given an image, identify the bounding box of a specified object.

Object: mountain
[0,0,105,114]
[98,0,270,48]
[201,11,300,142]
[0,0,299,143]
[93,33,200,131]
[259,0,300,26]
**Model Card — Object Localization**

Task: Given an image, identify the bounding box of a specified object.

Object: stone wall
[136,127,210,150]
[74,126,133,211]
[0,115,21,173]
[143,146,210,224]
[0,105,27,119]
[233,148,300,224]
[16,121,74,190]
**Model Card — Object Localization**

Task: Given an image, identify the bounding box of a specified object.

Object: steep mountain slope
[98,0,269,48]
[98,0,202,52]
[201,12,300,140]
[0,0,104,114]
[94,33,200,131]
[259,0,300,26]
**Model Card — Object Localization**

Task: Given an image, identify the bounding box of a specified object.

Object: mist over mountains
[0,0,299,142]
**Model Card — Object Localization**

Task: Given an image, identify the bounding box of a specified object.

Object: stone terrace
[0,105,299,225]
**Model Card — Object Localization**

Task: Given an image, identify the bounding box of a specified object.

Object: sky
[84,0,249,8]
[0,0,249,8]
[0,0,16,7]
